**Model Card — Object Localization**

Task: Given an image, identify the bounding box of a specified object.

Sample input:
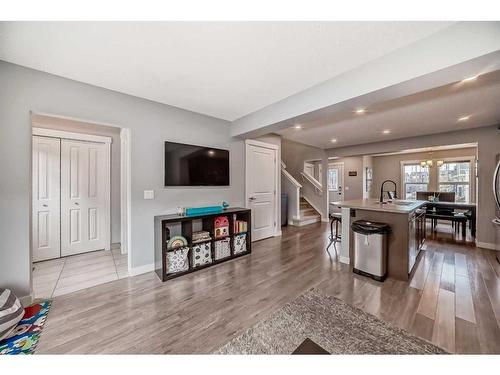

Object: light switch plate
[144,190,154,200]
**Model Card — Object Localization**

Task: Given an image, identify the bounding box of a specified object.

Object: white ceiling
[0,21,453,121]
[276,70,500,149]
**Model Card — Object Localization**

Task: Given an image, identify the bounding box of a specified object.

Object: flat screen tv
[164,141,229,186]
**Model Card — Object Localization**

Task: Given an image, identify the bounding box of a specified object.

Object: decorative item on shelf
[192,242,212,267]
[192,230,211,243]
[176,206,186,216]
[215,238,231,260]
[166,247,189,274]
[233,233,247,255]
[186,205,223,216]
[222,201,230,210]
[214,216,229,238]
[233,220,247,234]
[167,235,188,250]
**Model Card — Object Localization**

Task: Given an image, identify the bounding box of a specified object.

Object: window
[438,161,471,203]
[403,163,429,200]
[328,168,338,191]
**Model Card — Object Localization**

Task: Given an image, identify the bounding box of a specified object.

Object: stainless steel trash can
[352,220,390,281]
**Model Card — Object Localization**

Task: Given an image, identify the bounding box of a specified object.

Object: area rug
[214,289,446,354]
[0,300,51,355]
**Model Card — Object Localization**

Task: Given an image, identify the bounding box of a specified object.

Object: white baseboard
[321,218,329,223]
[110,242,121,250]
[20,295,33,306]
[274,230,282,237]
[339,255,350,265]
[130,263,155,276]
[476,241,500,251]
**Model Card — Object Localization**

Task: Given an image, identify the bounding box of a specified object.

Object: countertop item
[331,199,427,214]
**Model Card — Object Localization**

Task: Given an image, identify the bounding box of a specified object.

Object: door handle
[74,202,79,205]
[249,197,256,201]
[42,204,48,207]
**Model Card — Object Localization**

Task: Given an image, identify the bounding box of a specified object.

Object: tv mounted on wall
[164,141,229,186]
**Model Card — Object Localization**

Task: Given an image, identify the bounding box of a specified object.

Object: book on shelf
[233,220,247,234]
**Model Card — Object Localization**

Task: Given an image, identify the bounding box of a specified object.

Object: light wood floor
[36,223,500,354]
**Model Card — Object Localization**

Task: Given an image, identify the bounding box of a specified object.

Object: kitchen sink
[374,200,414,206]
[390,201,415,206]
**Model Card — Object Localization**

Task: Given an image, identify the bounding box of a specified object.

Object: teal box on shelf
[186,206,223,216]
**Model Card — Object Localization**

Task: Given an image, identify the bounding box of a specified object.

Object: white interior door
[329,163,344,202]
[32,136,61,262]
[246,142,277,242]
[61,139,110,256]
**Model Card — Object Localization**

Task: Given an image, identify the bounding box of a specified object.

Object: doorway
[245,139,280,242]
[328,162,344,204]
[30,113,131,299]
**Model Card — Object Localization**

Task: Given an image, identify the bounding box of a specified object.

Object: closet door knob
[74,202,79,205]
[42,204,48,207]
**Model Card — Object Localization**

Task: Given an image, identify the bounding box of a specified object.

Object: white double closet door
[32,135,111,262]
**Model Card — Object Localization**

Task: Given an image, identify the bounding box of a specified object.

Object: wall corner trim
[130,263,155,276]
[476,241,500,251]
[339,256,350,265]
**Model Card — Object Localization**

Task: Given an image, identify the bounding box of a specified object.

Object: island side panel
[348,209,410,281]
[340,207,351,264]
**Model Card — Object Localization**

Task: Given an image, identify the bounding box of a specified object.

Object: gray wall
[372,147,478,201]
[332,156,364,202]
[31,114,122,244]
[327,125,500,247]
[281,138,326,218]
[0,61,244,298]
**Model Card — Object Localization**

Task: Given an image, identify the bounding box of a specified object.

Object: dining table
[423,201,476,237]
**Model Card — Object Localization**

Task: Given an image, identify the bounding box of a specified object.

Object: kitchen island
[332,199,427,281]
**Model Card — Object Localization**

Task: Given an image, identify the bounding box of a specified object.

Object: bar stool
[326,212,342,256]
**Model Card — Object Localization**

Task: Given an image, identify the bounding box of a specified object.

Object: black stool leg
[326,217,334,252]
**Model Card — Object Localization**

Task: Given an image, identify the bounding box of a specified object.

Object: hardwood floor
[36,222,500,354]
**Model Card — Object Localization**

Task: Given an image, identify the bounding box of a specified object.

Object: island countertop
[331,199,427,214]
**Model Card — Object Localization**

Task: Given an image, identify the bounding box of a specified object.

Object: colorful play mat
[0,300,51,355]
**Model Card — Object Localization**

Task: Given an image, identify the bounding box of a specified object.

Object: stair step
[294,215,321,226]
[300,208,317,216]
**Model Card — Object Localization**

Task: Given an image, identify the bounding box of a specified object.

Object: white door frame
[327,161,345,215]
[245,139,280,238]
[30,112,132,303]
[33,127,112,255]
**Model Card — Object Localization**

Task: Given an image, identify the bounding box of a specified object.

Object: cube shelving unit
[154,207,251,281]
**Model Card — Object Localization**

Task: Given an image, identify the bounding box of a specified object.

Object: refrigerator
[494,155,500,263]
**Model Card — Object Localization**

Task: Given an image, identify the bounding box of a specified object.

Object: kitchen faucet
[380,180,397,203]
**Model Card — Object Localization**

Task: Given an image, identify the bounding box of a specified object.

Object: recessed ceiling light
[355,108,366,114]
[461,76,478,83]
[331,139,337,143]
[294,124,302,129]
[382,130,391,134]
[458,116,470,122]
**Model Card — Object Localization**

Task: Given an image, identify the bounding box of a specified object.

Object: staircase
[294,198,321,226]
